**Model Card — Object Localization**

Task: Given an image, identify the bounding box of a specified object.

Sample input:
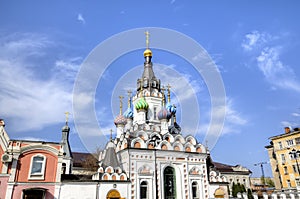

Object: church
[0,34,251,199]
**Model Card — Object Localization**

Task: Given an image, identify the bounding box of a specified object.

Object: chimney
[0,119,5,127]
[284,127,291,134]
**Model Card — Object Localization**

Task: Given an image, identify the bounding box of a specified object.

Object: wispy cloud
[77,13,86,24]
[242,30,300,92]
[256,47,300,92]
[0,33,78,132]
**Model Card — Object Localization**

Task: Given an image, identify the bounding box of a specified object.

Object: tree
[265,178,275,187]
[232,182,238,197]
[247,188,254,199]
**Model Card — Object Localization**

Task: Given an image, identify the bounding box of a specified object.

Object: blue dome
[123,107,134,119]
[166,103,176,115]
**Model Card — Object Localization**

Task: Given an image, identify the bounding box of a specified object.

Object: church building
[0,34,252,199]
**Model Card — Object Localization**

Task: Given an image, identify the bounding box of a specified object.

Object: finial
[64,112,70,125]
[110,129,113,141]
[161,86,166,106]
[167,84,171,103]
[145,31,150,49]
[119,96,124,115]
[127,90,132,108]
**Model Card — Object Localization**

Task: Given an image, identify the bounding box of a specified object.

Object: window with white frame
[296,137,300,145]
[278,141,283,149]
[286,139,294,146]
[296,179,300,187]
[281,154,286,163]
[29,154,46,179]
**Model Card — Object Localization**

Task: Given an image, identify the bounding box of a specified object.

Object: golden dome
[143,48,152,57]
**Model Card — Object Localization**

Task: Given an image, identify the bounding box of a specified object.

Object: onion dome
[135,98,149,110]
[143,48,152,57]
[123,107,134,119]
[114,115,127,126]
[166,103,176,115]
[157,107,171,120]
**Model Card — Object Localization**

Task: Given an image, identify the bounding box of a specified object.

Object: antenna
[254,161,268,185]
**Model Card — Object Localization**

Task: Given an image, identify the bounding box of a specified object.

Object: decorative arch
[185,135,196,145]
[106,189,121,199]
[174,134,185,144]
[131,137,146,148]
[172,142,183,151]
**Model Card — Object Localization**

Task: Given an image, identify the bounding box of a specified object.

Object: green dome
[135,98,149,110]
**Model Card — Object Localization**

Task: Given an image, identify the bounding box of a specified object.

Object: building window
[281,154,286,163]
[164,166,176,199]
[293,165,298,173]
[287,139,294,146]
[192,181,198,199]
[154,107,157,120]
[23,188,46,199]
[296,138,300,145]
[296,179,300,187]
[278,141,283,149]
[29,154,46,179]
[287,180,291,187]
[140,181,148,199]
[284,166,288,175]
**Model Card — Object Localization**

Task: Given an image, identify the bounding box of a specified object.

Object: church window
[154,107,157,120]
[164,166,176,199]
[152,80,157,88]
[140,181,148,199]
[29,154,46,180]
[143,79,148,87]
[62,163,66,174]
[192,181,198,199]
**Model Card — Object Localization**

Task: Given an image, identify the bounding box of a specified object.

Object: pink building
[0,119,72,199]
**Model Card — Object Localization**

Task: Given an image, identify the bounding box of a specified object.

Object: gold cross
[110,129,113,141]
[161,86,166,106]
[145,31,150,49]
[119,95,124,115]
[167,84,171,102]
[65,112,70,124]
[127,90,132,107]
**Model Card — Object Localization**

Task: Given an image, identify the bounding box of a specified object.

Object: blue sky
[1,1,300,177]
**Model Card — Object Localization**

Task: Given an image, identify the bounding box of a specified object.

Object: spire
[137,31,161,93]
[143,31,152,57]
[162,86,166,106]
[119,96,124,115]
[167,84,171,103]
[127,90,132,108]
[110,129,113,141]
[65,111,70,126]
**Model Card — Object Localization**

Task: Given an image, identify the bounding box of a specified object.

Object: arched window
[140,181,148,199]
[29,154,46,180]
[164,166,176,199]
[62,163,66,174]
[23,188,46,199]
[192,181,198,199]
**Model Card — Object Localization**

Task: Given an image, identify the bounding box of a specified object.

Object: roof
[101,141,120,168]
[269,129,300,140]
[72,152,98,167]
[213,162,252,174]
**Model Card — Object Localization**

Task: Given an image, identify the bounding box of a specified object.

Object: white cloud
[242,30,300,92]
[0,33,78,132]
[292,113,300,117]
[241,31,271,51]
[256,47,300,92]
[77,13,86,24]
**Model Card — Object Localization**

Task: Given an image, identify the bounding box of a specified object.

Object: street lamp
[289,149,300,175]
[289,149,300,190]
